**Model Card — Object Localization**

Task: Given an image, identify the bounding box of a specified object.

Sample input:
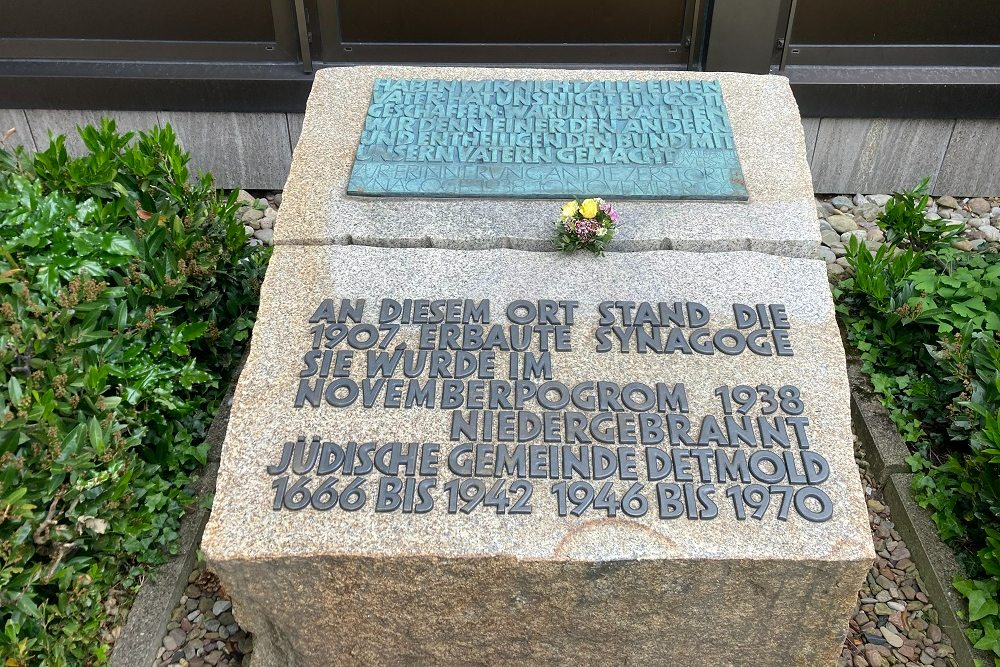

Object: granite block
[204,245,872,666]
[274,66,818,258]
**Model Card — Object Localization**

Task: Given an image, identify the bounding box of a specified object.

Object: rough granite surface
[273,66,819,258]
[204,246,873,666]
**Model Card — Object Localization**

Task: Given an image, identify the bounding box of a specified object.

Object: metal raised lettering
[347,79,748,201]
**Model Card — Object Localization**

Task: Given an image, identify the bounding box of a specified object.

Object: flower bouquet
[555,198,620,255]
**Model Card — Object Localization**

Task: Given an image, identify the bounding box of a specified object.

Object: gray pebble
[821,230,842,247]
[979,226,1000,242]
[169,627,186,648]
[859,203,881,222]
[828,214,859,233]
[831,195,853,209]
[880,626,904,648]
[254,229,274,244]
[936,195,959,209]
[817,201,837,218]
[213,600,232,616]
[969,197,991,216]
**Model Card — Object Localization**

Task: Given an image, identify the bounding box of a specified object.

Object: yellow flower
[580,198,599,219]
[561,200,579,218]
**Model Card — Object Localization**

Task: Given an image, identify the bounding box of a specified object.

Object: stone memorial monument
[203,66,874,666]
[273,66,818,257]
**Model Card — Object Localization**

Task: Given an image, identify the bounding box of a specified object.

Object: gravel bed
[840,438,957,667]
[818,193,1000,280]
[153,567,251,667]
[236,190,281,247]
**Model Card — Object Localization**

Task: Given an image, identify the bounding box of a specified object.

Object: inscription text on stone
[347,79,748,200]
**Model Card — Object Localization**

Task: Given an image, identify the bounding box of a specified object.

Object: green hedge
[836,181,1000,664]
[0,120,269,665]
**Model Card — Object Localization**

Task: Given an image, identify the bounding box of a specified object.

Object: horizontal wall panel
[801,117,820,166]
[25,109,160,154]
[935,120,1000,196]
[159,111,292,190]
[14,109,997,196]
[810,118,952,194]
[0,109,36,152]
[287,113,304,152]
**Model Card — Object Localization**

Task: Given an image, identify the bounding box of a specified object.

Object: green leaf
[89,416,104,452]
[7,376,23,404]
[105,234,137,255]
[968,589,999,621]
[15,594,40,619]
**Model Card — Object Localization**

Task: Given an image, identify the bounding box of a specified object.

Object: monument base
[204,246,873,667]
[219,554,866,666]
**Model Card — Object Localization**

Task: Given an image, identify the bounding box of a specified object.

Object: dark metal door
[316,0,705,68]
[3,0,302,63]
[784,0,1000,67]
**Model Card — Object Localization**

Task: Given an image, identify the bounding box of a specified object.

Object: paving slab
[274,66,819,258]
[204,245,872,666]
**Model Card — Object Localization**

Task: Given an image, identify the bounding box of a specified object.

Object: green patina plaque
[347,78,748,201]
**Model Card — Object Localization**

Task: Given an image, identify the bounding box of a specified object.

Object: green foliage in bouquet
[555,197,620,255]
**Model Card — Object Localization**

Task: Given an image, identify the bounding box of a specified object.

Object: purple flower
[573,216,600,242]
[600,202,620,225]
